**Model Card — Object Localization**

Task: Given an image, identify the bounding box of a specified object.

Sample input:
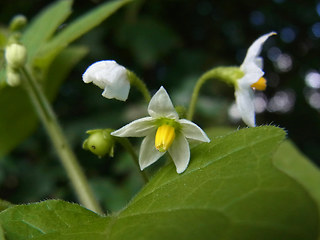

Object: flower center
[155,125,176,152]
[251,77,267,91]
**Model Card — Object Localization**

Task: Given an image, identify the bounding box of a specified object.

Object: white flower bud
[82,60,130,101]
[5,43,27,69]
[6,67,21,87]
[9,15,27,31]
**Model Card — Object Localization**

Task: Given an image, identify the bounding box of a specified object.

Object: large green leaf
[0,200,110,240]
[21,0,73,62]
[0,225,5,240]
[0,46,87,157]
[0,126,319,239]
[273,140,320,234]
[111,126,318,240]
[44,46,88,101]
[34,0,132,68]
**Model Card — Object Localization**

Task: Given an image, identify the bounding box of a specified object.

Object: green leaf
[21,0,73,62]
[0,87,37,157]
[35,0,132,68]
[273,139,320,233]
[0,225,5,240]
[115,18,180,66]
[44,46,88,101]
[0,200,110,240]
[1,126,319,239]
[111,126,318,240]
[0,69,6,89]
[0,46,87,157]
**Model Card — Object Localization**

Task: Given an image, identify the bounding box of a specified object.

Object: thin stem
[127,71,151,103]
[187,66,241,121]
[20,67,103,214]
[115,137,149,183]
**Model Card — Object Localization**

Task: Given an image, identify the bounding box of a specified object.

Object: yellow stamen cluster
[155,125,176,152]
[251,77,267,91]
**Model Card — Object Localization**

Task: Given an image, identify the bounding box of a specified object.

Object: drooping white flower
[235,32,276,127]
[82,60,130,101]
[111,86,210,174]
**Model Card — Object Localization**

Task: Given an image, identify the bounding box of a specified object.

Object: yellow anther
[251,77,267,91]
[155,125,175,152]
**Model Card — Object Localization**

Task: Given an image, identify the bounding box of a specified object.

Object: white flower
[111,86,210,174]
[235,32,276,127]
[82,60,130,101]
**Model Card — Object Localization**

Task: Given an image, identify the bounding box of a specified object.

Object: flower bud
[9,15,27,31]
[5,43,27,68]
[82,129,115,158]
[6,67,21,87]
[82,60,130,101]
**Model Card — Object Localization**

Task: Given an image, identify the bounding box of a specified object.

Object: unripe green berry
[82,129,114,158]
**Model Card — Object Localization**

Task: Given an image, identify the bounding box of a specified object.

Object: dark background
[0,0,319,211]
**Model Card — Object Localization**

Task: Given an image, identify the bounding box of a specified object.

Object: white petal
[179,119,210,142]
[82,61,109,88]
[102,77,130,101]
[111,117,155,137]
[148,86,179,120]
[139,132,165,170]
[254,57,263,69]
[82,60,130,101]
[241,32,276,70]
[235,87,256,127]
[168,133,190,174]
[238,67,264,87]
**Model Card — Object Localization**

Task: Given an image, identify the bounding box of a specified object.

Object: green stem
[115,137,149,183]
[20,67,103,214]
[187,66,242,121]
[127,71,151,103]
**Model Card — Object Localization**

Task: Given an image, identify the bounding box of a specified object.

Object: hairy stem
[20,67,103,214]
[127,70,151,103]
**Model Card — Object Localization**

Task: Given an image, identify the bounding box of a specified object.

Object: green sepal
[203,66,244,86]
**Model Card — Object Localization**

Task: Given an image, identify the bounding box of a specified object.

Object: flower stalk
[20,66,103,214]
[187,66,242,121]
[127,70,151,103]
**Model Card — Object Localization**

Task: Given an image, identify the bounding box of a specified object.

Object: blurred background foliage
[0,0,319,212]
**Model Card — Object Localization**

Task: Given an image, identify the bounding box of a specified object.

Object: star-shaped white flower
[82,60,130,101]
[111,86,210,174]
[235,32,276,127]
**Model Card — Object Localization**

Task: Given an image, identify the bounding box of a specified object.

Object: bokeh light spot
[268,90,295,113]
[305,71,320,89]
[280,27,296,43]
[311,22,320,38]
[274,54,292,72]
[307,91,320,110]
